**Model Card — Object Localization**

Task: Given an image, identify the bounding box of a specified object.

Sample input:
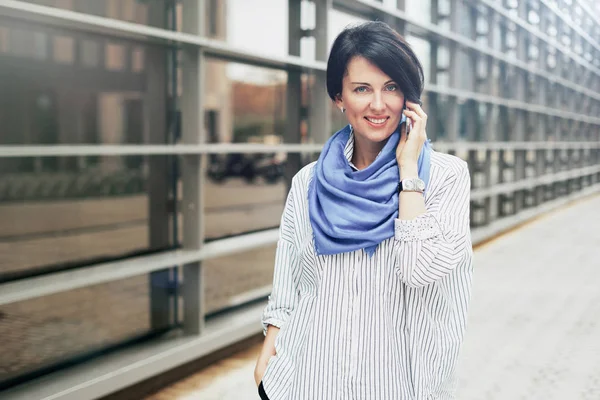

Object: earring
[340,107,345,113]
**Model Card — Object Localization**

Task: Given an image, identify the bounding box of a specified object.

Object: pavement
[146,194,600,400]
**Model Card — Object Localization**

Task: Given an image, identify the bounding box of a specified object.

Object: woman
[254,21,473,400]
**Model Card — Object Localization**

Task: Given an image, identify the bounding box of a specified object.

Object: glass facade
[22,0,160,28]
[0,19,173,281]
[0,2,175,390]
[0,275,150,388]
[0,0,598,397]
[203,245,277,314]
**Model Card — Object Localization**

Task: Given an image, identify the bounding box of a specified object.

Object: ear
[334,94,343,111]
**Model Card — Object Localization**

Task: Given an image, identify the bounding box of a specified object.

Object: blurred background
[0,0,598,399]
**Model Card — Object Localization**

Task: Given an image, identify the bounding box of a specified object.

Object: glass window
[205,59,292,143]
[225,0,288,57]
[208,0,220,36]
[0,26,175,280]
[186,59,291,240]
[0,276,151,388]
[0,154,173,281]
[328,9,368,51]
[405,0,432,24]
[203,245,277,315]
[406,35,431,84]
[22,0,158,27]
[364,0,433,24]
[435,44,450,87]
[185,174,286,241]
[0,23,167,146]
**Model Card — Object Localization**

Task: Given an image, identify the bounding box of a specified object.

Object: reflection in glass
[203,245,277,314]
[0,23,173,281]
[328,9,368,50]
[225,0,288,57]
[0,276,151,389]
[0,155,161,282]
[181,59,290,241]
[406,35,431,84]
[22,0,158,27]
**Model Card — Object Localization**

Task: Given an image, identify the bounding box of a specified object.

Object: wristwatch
[398,177,425,193]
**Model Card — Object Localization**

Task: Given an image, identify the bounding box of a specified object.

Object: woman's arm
[398,162,427,219]
[254,176,302,385]
[394,160,472,288]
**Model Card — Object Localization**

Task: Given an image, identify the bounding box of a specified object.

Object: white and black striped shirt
[261,134,473,400]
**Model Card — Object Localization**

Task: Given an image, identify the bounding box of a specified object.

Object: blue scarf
[308,121,432,256]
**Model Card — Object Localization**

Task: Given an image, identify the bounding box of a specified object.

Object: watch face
[402,178,424,192]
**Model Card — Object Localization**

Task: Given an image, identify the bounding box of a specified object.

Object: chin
[357,124,396,143]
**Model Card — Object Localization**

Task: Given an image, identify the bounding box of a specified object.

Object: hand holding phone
[397,100,427,167]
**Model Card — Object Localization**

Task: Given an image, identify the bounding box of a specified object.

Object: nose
[369,92,385,113]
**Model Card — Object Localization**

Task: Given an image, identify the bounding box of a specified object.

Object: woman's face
[336,56,405,143]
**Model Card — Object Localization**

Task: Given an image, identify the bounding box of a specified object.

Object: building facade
[0,0,599,398]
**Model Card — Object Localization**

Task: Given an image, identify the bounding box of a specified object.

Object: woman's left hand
[396,101,428,167]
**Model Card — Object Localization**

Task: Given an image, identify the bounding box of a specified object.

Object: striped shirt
[261,133,474,400]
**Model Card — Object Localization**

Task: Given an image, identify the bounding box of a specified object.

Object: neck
[351,134,387,170]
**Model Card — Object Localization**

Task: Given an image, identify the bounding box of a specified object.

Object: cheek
[345,98,370,116]
[389,95,405,112]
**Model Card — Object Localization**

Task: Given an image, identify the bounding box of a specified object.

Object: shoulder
[425,150,470,199]
[284,161,317,204]
[430,150,469,181]
[291,161,317,192]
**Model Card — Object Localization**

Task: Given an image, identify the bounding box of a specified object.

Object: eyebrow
[350,80,395,85]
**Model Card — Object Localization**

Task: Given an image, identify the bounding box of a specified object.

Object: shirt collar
[344,127,358,170]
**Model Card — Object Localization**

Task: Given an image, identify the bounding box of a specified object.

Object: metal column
[285,0,303,189]
[446,0,464,143]
[181,0,206,335]
[310,0,332,145]
[428,0,440,142]
[147,1,172,331]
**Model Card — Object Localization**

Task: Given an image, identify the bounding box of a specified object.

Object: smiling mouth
[364,116,389,125]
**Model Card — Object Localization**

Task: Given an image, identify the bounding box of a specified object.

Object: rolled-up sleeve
[394,162,471,288]
[261,178,302,336]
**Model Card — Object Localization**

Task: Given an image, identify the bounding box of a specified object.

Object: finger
[405,101,428,119]
[403,109,422,122]
[404,121,427,143]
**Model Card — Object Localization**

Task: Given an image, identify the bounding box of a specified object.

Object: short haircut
[326,21,424,104]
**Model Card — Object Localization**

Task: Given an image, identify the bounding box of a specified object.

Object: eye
[353,86,369,93]
[385,84,398,91]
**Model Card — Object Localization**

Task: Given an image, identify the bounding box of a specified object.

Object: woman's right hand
[254,325,280,386]
[254,355,270,386]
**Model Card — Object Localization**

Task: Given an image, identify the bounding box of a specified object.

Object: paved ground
[146,194,600,400]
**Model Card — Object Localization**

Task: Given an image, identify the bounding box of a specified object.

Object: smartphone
[404,99,422,135]
[403,102,412,134]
